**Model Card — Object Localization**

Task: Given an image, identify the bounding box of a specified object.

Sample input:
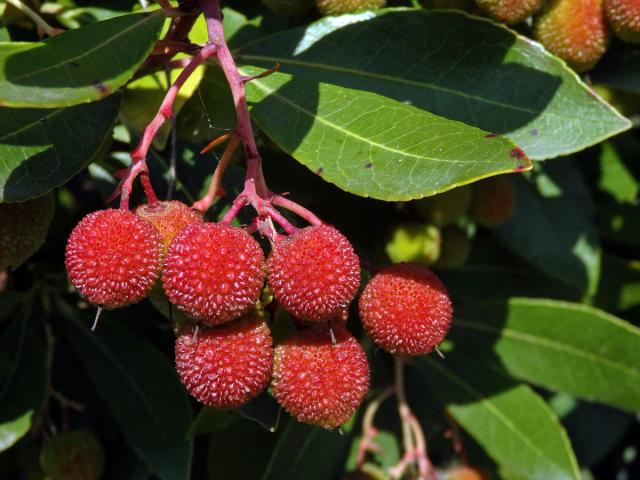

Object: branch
[114,43,217,209]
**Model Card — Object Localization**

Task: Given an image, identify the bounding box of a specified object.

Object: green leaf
[594,255,640,312]
[61,316,193,480]
[0,306,46,424]
[238,9,630,161]
[241,66,530,201]
[452,298,640,412]
[494,161,601,295]
[0,12,165,107]
[0,411,33,452]
[597,142,639,204]
[186,408,237,438]
[237,392,281,432]
[262,420,351,480]
[208,420,277,480]
[0,94,120,202]
[416,354,580,480]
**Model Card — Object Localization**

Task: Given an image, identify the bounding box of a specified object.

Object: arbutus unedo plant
[2,0,640,479]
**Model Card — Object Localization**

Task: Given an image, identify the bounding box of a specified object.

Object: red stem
[193,133,240,212]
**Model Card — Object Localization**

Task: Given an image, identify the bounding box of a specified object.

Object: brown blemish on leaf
[315,167,324,175]
[530,129,538,136]
[93,79,109,97]
[70,62,80,68]
[485,133,498,138]
[510,148,526,159]
[364,163,373,169]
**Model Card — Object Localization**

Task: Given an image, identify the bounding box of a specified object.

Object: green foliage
[1,2,639,479]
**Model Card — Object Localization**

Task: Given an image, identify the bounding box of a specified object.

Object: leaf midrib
[454,319,640,380]
[72,321,182,474]
[239,54,602,126]
[5,12,162,82]
[422,357,579,479]
[238,66,510,165]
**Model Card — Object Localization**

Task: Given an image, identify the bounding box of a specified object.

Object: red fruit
[447,466,489,480]
[175,312,273,409]
[470,176,517,228]
[272,324,369,429]
[65,209,162,309]
[267,224,360,322]
[533,0,609,73]
[135,200,203,251]
[359,263,452,356]
[604,0,640,42]
[476,0,545,24]
[162,223,265,324]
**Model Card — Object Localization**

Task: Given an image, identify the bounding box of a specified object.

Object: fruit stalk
[117,42,219,209]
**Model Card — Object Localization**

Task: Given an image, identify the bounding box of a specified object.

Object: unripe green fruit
[263,0,315,15]
[385,223,441,266]
[0,192,54,270]
[40,430,105,480]
[316,0,386,15]
[413,186,472,227]
[435,227,471,269]
[470,176,517,228]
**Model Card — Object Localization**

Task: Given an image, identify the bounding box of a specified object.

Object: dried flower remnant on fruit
[272,324,369,429]
[135,200,203,252]
[163,222,265,324]
[267,224,360,322]
[65,209,162,309]
[175,312,274,409]
[359,263,453,356]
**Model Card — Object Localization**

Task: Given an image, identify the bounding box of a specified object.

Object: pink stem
[272,194,323,226]
[193,133,240,212]
[265,206,298,235]
[198,0,268,197]
[117,43,217,209]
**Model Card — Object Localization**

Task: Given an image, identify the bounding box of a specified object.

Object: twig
[193,133,241,212]
[113,43,217,209]
[4,0,64,37]
[356,388,394,469]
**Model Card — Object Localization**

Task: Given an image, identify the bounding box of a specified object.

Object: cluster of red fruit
[65,201,453,429]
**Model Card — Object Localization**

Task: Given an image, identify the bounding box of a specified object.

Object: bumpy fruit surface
[421,0,474,10]
[470,176,517,228]
[66,209,162,309]
[413,186,471,227]
[135,200,203,252]
[39,430,105,480]
[268,224,360,322]
[272,324,369,429]
[359,263,452,355]
[533,0,609,72]
[386,223,441,266]
[316,0,386,15]
[435,227,471,269]
[0,192,54,270]
[605,0,640,42]
[163,222,265,324]
[447,466,488,480]
[476,0,545,23]
[175,312,273,409]
[263,0,315,15]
